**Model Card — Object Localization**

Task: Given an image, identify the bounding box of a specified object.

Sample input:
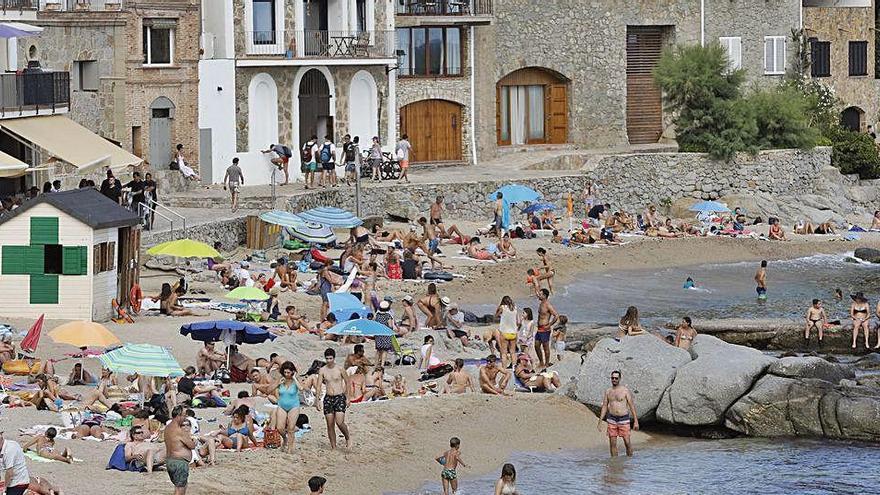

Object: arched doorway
[841,106,864,132]
[496,67,568,146]
[348,70,377,144]
[149,97,175,167]
[299,69,332,146]
[399,100,462,163]
[247,73,279,152]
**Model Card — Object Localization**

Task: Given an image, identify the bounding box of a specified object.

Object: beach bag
[395,355,416,366]
[419,363,453,381]
[301,143,313,162]
[263,428,282,449]
[320,143,332,163]
[212,366,231,384]
[344,143,357,162]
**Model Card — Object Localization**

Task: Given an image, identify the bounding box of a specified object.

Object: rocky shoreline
[572,335,880,442]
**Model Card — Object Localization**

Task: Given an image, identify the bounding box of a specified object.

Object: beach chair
[391,336,417,367]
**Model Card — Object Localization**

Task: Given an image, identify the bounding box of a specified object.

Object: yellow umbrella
[48,321,122,348]
[146,239,220,259]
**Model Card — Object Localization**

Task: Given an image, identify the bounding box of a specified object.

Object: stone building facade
[23,0,201,171]
[803,0,879,131]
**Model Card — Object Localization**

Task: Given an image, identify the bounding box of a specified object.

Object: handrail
[139,201,175,239]
[152,200,186,233]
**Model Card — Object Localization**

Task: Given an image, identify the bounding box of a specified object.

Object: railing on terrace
[246,30,396,59]
[2,0,38,12]
[397,0,493,16]
[0,71,70,114]
[40,0,120,11]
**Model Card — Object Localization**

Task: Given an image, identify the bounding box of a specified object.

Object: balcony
[0,70,70,118]
[396,0,493,25]
[1,0,37,11]
[240,30,397,66]
[41,0,122,12]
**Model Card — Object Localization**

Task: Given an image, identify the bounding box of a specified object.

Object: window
[764,36,786,75]
[396,27,462,76]
[810,39,831,77]
[143,21,175,66]
[43,244,62,275]
[849,41,868,76]
[73,60,98,91]
[93,242,116,274]
[719,37,742,71]
[356,0,367,33]
[499,85,545,144]
[252,0,276,44]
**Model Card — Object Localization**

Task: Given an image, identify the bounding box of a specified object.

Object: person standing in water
[754,260,768,300]
[805,299,828,344]
[598,370,639,457]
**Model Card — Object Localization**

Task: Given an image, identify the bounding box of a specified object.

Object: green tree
[749,86,819,150]
[830,128,880,179]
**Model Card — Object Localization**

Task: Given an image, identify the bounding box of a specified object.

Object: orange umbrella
[48,321,121,349]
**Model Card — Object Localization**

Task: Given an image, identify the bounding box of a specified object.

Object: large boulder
[854,353,880,371]
[575,335,692,421]
[854,248,880,264]
[726,376,880,441]
[656,335,775,425]
[767,356,854,383]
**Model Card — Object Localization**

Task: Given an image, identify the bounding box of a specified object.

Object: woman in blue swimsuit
[220,405,257,451]
[272,361,302,453]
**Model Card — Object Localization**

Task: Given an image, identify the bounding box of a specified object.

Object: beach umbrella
[486,184,542,204]
[98,343,184,377]
[522,202,557,215]
[225,286,269,301]
[284,222,336,245]
[328,293,371,322]
[20,314,44,355]
[295,207,363,228]
[48,321,121,348]
[180,320,277,345]
[688,200,731,213]
[326,318,394,337]
[0,22,42,38]
[147,239,220,259]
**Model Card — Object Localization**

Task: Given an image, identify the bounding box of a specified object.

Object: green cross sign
[1,217,88,304]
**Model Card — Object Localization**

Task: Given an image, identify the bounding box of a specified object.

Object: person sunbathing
[365,366,387,401]
[618,211,636,231]
[72,412,105,440]
[479,354,512,396]
[498,233,517,258]
[31,374,61,411]
[218,405,257,451]
[443,359,475,394]
[391,373,408,396]
[403,231,446,269]
[159,283,195,316]
[67,363,97,386]
[768,218,787,240]
[872,211,880,231]
[348,366,369,403]
[344,344,373,371]
[284,305,314,333]
[22,427,74,464]
[371,224,405,243]
[82,368,116,412]
[0,334,15,364]
[27,475,64,495]
[793,219,814,235]
[249,368,275,400]
[197,342,226,376]
[814,221,835,235]
[124,427,165,472]
[466,237,500,262]
[514,355,560,392]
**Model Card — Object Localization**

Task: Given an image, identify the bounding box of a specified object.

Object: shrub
[830,129,880,179]
[749,86,819,151]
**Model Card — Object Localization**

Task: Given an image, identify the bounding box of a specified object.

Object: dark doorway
[298,69,332,147]
[841,106,863,132]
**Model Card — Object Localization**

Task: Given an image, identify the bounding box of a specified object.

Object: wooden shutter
[626,26,664,144]
[849,41,868,76]
[730,38,742,70]
[1,246,29,275]
[25,245,44,275]
[774,37,785,73]
[810,39,831,77]
[30,217,58,245]
[547,83,568,144]
[62,246,88,275]
[30,274,59,304]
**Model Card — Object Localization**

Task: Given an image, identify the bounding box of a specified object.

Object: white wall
[198,59,237,184]
[349,70,378,144]
[91,228,118,321]
[0,203,93,320]
[248,72,279,152]
[202,0,234,59]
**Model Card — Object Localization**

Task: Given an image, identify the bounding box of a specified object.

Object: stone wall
[804,5,879,127]
[149,216,247,247]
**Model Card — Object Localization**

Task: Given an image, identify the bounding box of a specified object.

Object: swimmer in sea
[683,277,695,290]
[754,260,767,300]
[805,299,828,343]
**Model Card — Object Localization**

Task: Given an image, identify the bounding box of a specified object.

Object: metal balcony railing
[2,0,38,11]
[246,30,396,59]
[397,0,493,16]
[41,0,120,11]
[0,71,70,114]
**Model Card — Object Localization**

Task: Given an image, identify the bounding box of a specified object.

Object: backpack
[320,143,332,163]
[344,143,357,162]
[301,142,313,162]
[279,145,293,158]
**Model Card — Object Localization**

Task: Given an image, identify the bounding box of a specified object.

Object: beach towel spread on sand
[106,444,144,472]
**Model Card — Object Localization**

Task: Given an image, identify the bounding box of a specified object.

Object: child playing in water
[552,315,568,362]
[436,437,467,495]
[805,299,828,343]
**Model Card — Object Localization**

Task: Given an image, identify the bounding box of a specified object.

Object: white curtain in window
[446,29,461,75]
[510,86,527,145]
[500,86,510,142]
[527,85,544,140]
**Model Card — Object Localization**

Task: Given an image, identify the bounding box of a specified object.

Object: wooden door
[626,26,664,144]
[546,83,568,144]
[399,100,462,162]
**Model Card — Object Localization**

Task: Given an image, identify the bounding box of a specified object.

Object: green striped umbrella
[98,343,184,377]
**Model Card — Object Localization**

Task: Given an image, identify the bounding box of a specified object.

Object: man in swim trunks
[444,358,476,394]
[165,405,195,494]
[430,196,447,237]
[598,370,639,457]
[493,192,504,238]
[317,348,352,449]
[419,216,441,255]
[535,288,559,368]
[805,299,827,343]
[479,354,511,396]
[755,260,767,299]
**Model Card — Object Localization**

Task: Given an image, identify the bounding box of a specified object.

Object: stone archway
[841,106,865,132]
[496,67,569,146]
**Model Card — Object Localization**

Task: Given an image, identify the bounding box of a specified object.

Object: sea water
[469,253,880,327]
[392,437,880,495]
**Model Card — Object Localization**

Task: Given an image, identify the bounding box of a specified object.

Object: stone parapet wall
[147,216,247,248]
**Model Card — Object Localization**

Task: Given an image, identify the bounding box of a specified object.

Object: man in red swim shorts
[598,370,639,457]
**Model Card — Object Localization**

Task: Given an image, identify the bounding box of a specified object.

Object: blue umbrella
[689,200,731,213]
[522,202,557,215]
[326,318,394,337]
[486,184,542,204]
[180,321,277,345]
[296,207,363,228]
[328,293,371,322]
[0,22,42,39]
[260,210,337,244]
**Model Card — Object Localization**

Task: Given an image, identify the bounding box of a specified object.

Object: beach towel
[106,444,144,472]
[334,266,359,293]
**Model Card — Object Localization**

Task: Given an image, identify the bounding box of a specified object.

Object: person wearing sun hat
[374,300,397,366]
[261,286,282,321]
[850,291,872,349]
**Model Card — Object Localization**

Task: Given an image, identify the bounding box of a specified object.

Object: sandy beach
[2,226,879,494]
